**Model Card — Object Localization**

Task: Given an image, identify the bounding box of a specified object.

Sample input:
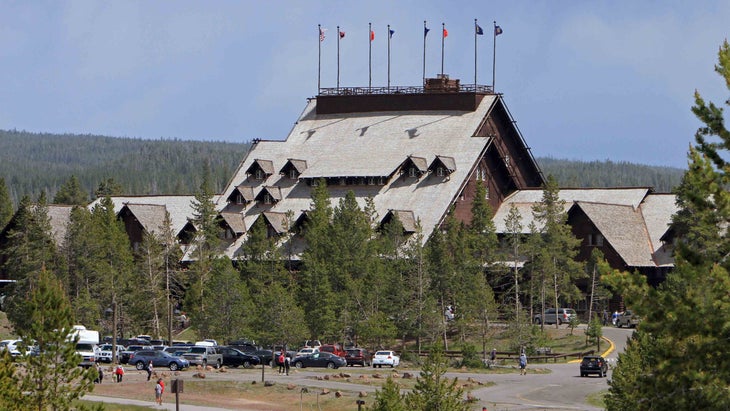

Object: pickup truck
[182,346,223,368]
[616,310,640,328]
[95,344,126,363]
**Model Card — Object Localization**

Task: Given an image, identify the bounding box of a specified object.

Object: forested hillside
[0,130,250,205]
[0,129,684,206]
[538,157,684,193]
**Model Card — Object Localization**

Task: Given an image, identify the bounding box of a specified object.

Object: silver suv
[534,308,578,325]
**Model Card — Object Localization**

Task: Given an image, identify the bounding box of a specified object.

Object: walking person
[490,348,497,367]
[277,351,286,374]
[519,352,528,375]
[146,360,154,381]
[155,378,163,405]
[284,354,291,375]
[115,364,124,382]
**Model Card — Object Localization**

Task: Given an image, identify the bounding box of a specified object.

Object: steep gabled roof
[89,196,201,237]
[220,211,246,235]
[122,203,168,234]
[639,193,677,266]
[493,187,651,234]
[219,95,504,246]
[262,211,290,234]
[573,202,655,267]
[47,205,73,246]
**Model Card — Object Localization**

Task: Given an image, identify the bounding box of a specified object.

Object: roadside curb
[567,335,614,363]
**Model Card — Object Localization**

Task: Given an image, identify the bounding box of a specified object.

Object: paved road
[84,326,636,411]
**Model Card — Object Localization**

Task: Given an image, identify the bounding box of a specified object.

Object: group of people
[93,361,165,405]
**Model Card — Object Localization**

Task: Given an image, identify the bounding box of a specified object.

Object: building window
[485,185,489,200]
[235,193,244,204]
[289,169,298,179]
[264,194,272,204]
[255,169,265,180]
[436,167,444,177]
[409,167,417,178]
[588,233,604,246]
[339,177,346,185]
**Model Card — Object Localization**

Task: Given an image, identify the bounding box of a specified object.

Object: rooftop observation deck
[315,76,496,114]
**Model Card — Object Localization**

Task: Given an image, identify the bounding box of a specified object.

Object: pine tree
[186,163,223,338]
[404,347,469,411]
[605,40,730,410]
[530,175,584,329]
[2,194,62,331]
[370,377,407,411]
[299,180,338,339]
[94,178,124,198]
[53,175,88,205]
[5,268,98,411]
[0,177,13,230]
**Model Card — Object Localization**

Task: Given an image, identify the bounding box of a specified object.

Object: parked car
[182,345,223,368]
[291,352,346,369]
[303,340,322,348]
[253,349,275,367]
[580,355,608,377]
[295,347,319,358]
[164,346,190,357]
[228,339,258,353]
[120,345,147,364]
[95,344,125,363]
[372,350,400,368]
[533,308,578,325]
[319,344,346,357]
[129,349,190,371]
[616,310,640,328]
[345,348,372,367]
[219,346,260,368]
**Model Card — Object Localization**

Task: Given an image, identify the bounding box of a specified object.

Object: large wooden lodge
[1,76,678,312]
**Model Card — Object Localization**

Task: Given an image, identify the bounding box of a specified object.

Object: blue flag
[389,29,395,38]
[476,24,483,35]
[424,26,430,37]
[495,25,503,36]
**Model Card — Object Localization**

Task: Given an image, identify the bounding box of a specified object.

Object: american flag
[319,27,327,42]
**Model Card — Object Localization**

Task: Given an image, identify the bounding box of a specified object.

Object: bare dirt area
[91,367,375,410]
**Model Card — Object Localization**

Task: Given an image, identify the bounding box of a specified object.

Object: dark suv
[579,355,608,377]
[345,348,371,367]
[129,350,190,371]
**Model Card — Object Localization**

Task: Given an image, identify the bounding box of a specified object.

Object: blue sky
[1,1,729,168]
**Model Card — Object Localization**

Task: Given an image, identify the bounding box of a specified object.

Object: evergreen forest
[0,129,683,207]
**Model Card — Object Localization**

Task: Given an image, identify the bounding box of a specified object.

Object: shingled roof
[219,94,501,249]
[89,196,201,237]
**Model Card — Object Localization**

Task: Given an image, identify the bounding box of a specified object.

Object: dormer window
[368,177,375,185]
[255,169,265,180]
[408,167,418,178]
[264,193,272,204]
[289,169,298,179]
[235,193,244,204]
[428,155,456,179]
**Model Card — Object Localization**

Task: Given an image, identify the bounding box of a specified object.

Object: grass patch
[75,399,154,410]
[586,389,608,408]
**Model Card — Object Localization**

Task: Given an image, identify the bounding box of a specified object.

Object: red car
[344,348,372,367]
[319,344,346,357]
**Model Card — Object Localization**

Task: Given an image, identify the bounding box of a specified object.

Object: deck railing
[318,84,494,96]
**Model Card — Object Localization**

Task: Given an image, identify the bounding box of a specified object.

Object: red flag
[339,31,345,38]
[443,28,448,38]
[370,30,375,41]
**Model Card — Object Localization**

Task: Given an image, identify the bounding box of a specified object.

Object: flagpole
[387,24,391,90]
[422,20,427,86]
[318,24,321,93]
[474,19,478,86]
[492,21,497,91]
[368,22,372,90]
[337,25,340,91]
[440,22,445,77]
